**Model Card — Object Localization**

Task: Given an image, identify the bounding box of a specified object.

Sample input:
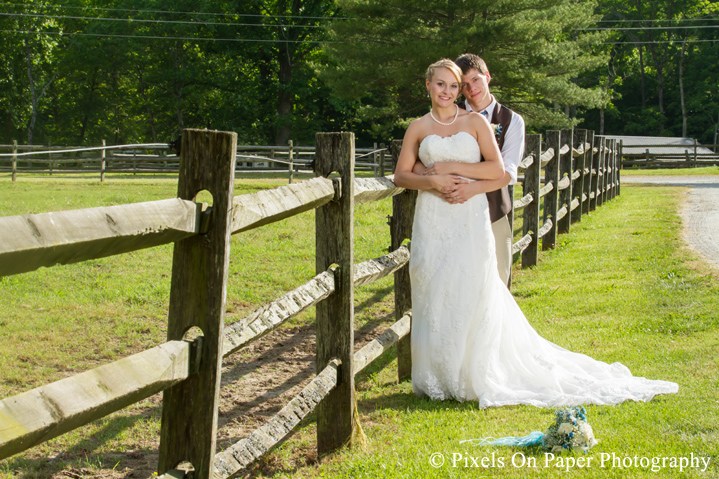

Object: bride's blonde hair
[425,59,463,85]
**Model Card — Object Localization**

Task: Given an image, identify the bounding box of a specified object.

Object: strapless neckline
[420,130,475,147]
[418,130,479,167]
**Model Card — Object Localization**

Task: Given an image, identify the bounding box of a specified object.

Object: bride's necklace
[430,105,459,126]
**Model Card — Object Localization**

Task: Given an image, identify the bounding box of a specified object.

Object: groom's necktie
[481,110,489,118]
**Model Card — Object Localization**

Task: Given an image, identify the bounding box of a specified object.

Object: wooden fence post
[595,136,605,208]
[572,129,587,224]
[373,142,378,178]
[522,134,541,267]
[558,128,573,234]
[583,130,594,215]
[694,138,698,167]
[543,130,561,250]
[288,139,294,184]
[100,139,106,182]
[390,139,416,381]
[314,132,355,456]
[610,139,618,200]
[590,136,600,211]
[379,143,386,177]
[49,140,53,176]
[11,140,17,183]
[616,139,622,197]
[157,129,237,478]
[601,137,609,205]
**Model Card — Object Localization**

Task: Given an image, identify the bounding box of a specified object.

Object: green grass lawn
[621,166,719,176]
[1,174,718,478]
[249,183,719,478]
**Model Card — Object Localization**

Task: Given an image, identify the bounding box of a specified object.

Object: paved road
[623,176,719,270]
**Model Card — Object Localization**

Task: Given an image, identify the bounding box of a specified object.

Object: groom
[452,53,525,288]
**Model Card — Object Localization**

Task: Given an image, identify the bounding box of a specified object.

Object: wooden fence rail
[0,126,619,478]
[0,142,392,182]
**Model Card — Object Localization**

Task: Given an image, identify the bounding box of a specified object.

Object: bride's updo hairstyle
[425,58,462,86]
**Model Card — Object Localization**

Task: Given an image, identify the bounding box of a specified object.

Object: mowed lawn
[1,172,718,478]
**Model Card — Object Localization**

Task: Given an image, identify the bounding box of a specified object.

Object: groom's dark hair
[455,53,489,75]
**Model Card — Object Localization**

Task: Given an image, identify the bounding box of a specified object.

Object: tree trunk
[275,44,292,146]
[25,35,37,145]
[679,38,688,138]
[647,41,668,134]
[638,45,646,108]
[173,45,185,130]
[140,74,159,143]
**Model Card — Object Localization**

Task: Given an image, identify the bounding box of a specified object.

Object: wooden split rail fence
[0,141,389,183]
[0,127,619,478]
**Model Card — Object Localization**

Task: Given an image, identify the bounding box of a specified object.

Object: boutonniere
[491,123,502,138]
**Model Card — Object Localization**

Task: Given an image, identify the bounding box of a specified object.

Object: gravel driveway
[623,176,719,270]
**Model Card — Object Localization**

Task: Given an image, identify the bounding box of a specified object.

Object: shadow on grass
[1,408,161,478]
[354,284,394,313]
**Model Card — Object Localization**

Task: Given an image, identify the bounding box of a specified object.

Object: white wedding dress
[410,131,678,408]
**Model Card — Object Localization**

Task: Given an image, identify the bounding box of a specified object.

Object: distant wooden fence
[0,127,618,478]
[0,140,389,183]
[620,141,719,169]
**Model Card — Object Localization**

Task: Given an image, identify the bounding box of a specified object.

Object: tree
[321,0,609,138]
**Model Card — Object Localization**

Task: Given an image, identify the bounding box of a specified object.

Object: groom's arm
[412,161,427,175]
[473,171,512,193]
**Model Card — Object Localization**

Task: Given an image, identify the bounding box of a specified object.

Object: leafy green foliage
[321,0,609,138]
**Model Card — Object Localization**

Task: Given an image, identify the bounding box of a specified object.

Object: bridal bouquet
[460,406,598,453]
[542,407,598,453]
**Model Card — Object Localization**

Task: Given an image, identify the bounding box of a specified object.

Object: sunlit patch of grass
[2,177,718,478]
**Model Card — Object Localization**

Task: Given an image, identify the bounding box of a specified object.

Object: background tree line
[0,0,717,148]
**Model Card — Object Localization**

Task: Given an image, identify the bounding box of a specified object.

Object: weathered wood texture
[539,182,554,198]
[0,341,193,460]
[230,177,334,234]
[599,137,608,207]
[590,135,601,211]
[611,138,619,199]
[521,134,541,268]
[512,233,532,255]
[212,359,340,479]
[614,140,623,196]
[11,140,17,182]
[222,246,410,357]
[314,132,355,456]
[389,139,416,382]
[538,218,554,239]
[558,129,573,235]
[354,314,411,375]
[100,139,106,183]
[212,174,405,238]
[543,130,561,250]
[158,129,237,479]
[513,193,533,210]
[540,147,555,166]
[582,130,595,215]
[518,154,534,171]
[354,176,404,204]
[0,198,200,277]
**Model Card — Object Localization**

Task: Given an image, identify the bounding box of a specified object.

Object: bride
[393,59,678,408]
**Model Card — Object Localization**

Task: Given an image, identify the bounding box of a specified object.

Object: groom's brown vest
[458,102,513,223]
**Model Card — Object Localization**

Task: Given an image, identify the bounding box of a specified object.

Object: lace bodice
[418,131,480,167]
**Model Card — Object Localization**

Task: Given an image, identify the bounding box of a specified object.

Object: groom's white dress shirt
[465,96,525,186]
